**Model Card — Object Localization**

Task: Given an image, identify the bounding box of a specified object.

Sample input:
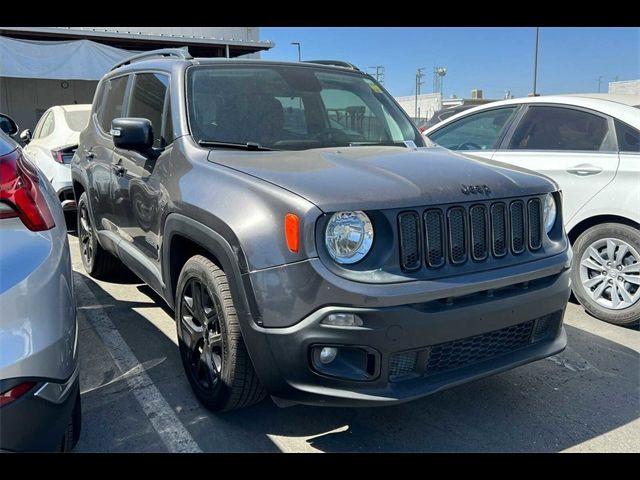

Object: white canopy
[0,36,137,81]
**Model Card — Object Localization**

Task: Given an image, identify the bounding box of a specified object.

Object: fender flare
[161,213,262,325]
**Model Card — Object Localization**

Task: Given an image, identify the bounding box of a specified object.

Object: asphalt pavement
[66,230,640,453]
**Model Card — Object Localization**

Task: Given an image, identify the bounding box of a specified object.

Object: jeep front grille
[398,212,421,271]
[424,209,445,268]
[397,196,544,271]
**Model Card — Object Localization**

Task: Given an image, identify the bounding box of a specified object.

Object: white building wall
[394,93,442,122]
[608,80,640,95]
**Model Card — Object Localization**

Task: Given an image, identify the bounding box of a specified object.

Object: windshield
[187,64,424,151]
[64,109,91,132]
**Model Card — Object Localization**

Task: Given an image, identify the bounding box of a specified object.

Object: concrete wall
[394,93,442,122]
[608,80,640,95]
[0,77,98,132]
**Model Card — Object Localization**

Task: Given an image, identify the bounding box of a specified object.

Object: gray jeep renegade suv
[71,49,571,411]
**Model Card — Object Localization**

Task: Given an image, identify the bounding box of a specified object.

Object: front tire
[571,223,640,326]
[77,192,122,279]
[175,255,266,411]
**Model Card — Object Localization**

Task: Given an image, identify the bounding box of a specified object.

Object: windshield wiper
[198,140,275,151]
[348,141,408,147]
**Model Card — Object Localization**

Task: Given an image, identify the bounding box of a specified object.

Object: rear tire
[77,192,122,279]
[571,223,640,327]
[175,255,266,411]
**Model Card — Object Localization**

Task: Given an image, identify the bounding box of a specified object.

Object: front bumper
[242,250,571,407]
[0,368,80,452]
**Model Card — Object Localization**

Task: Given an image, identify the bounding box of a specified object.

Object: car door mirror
[0,113,19,136]
[111,118,154,155]
[19,129,32,144]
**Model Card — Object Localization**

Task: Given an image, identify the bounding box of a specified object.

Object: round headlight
[325,211,374,264]
[543,193,557,234]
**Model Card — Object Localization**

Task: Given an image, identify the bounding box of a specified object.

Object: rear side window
[32,111,49,139]
[127,73,171,147]
[97,76,129,133]
[428,107,518,151]
[509,106,609,151]
[615,120,640,153]
[38,111,55,138]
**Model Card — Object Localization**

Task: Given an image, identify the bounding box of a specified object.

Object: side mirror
[0,113,19,136]
[19,129,32,144]
[111,118,154,154]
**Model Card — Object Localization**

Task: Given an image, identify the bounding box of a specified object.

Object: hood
[207,146,556,212]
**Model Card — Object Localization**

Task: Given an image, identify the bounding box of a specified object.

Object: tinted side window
[97,76,129,133]
[615,120,640,153]
[428,107,518,151]
[32,111,49,139]
[39,111,55,138]
[509,106,609,151]
[128,73,170,148]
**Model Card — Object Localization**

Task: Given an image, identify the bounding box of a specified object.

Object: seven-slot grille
[398,197,543,271]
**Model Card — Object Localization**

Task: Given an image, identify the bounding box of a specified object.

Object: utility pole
[597,76,603,93]
[368,66,385,85]
[532,27,540,96]
[290,42,301,62]
[415,68,425,119]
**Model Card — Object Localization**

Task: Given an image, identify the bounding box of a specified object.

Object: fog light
[321,313,363,327]
[319,347,338,364]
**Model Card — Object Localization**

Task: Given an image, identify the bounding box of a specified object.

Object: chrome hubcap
[579,237,640,310]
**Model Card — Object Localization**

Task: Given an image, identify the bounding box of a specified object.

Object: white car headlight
[543,193,557,234]
[325,211,374,264]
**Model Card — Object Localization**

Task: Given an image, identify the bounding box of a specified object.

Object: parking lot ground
[67,232,640,453]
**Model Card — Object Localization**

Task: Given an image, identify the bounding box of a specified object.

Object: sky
[260,27,640,100]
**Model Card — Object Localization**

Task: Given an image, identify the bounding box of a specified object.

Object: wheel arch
[71,178,85,202]
[162,213,262,325]
[568,214,640,245]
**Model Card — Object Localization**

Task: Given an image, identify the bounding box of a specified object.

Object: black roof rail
[110,48,193,71]
[303,60,361,72]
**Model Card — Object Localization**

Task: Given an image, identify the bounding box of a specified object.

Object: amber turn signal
[285,213,300,253]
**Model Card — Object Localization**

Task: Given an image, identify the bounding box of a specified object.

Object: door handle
[85,151,95,160]
[566,164,603,176]
[112,164,127,176]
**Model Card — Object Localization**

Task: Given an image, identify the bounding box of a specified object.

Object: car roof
[106,56,368,79]
[424,94,640,134]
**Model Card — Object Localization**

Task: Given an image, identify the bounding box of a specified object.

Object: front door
[109,72,172,271]
[492,105,619,224]
[426,106,521,160]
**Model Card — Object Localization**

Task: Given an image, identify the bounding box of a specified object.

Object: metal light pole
[290,42,301,62]
[532,27,540,96]
[415,68,425,120]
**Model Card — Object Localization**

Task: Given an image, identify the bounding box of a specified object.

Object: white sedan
[423,94,640,326]
[21,104,91,211]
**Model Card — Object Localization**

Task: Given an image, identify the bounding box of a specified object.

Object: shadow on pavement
[76,270,640,452]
